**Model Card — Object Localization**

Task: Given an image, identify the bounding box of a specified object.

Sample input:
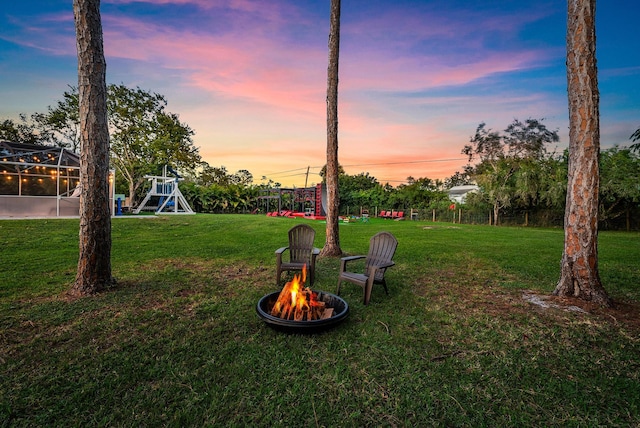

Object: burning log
[270,265,331,321]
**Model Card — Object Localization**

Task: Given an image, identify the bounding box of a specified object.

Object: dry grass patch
[416,266,640,338]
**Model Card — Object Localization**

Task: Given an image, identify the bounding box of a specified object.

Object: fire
[270,265,334,321]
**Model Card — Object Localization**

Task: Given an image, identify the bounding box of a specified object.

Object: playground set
[260,183,327,220]
[259,183,406,221]
[133,166,194,215]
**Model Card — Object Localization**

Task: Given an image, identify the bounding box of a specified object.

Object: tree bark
[72,0,115,295]
[321,0,342,257]
[554,0,610,306]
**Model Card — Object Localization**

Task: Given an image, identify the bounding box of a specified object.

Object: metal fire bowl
[256,290,349,333]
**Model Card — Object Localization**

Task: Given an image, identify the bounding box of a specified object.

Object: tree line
[2,86,639,229]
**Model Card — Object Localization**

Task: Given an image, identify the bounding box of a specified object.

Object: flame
[309,291,322,307]
[270,264,327,321]
[289,264,307,305]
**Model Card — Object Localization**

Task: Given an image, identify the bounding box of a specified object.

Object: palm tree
[321,0,342,257]
[554,0,611,306]
[72,0,115,294]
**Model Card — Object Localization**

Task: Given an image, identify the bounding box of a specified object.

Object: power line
[262,166,310,176]
[270,172,310,179]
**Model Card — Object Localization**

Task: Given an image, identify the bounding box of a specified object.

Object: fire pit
[256,266,349,332]
[256,290,349,332]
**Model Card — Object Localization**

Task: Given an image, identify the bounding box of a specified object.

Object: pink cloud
[341,48,552,92]
[101,12,328,117]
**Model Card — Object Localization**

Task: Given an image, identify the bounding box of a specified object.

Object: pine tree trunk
[321,0,342,257]
[554,0,610,306]
[72,0,115,295]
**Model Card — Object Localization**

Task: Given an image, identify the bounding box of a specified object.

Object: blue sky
[1,0,638,187]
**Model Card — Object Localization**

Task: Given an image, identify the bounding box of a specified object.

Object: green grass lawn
[1,215,639,427]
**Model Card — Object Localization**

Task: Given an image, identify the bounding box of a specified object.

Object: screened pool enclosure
[0,141,114,218]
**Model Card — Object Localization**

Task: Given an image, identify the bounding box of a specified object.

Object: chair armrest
[339,255,366,272]
[311,247,320,264]
[366,261,395,277]
[275,246,289,265]
[340,255,366,262]
[371,261,395,270]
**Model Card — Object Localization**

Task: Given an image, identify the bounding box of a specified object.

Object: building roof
[447,184,479,196]
[0,141,79,168]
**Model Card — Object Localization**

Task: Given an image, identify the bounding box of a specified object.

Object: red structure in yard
[260,184,326,220]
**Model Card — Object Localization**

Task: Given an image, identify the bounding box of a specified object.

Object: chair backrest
[288,224,316,264]
[366,231,398,280]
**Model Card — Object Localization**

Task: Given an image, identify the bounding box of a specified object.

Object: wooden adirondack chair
[336,231,398,305]
[275,224,320,286]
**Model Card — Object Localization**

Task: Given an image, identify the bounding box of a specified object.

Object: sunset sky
[1,0,639,187]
